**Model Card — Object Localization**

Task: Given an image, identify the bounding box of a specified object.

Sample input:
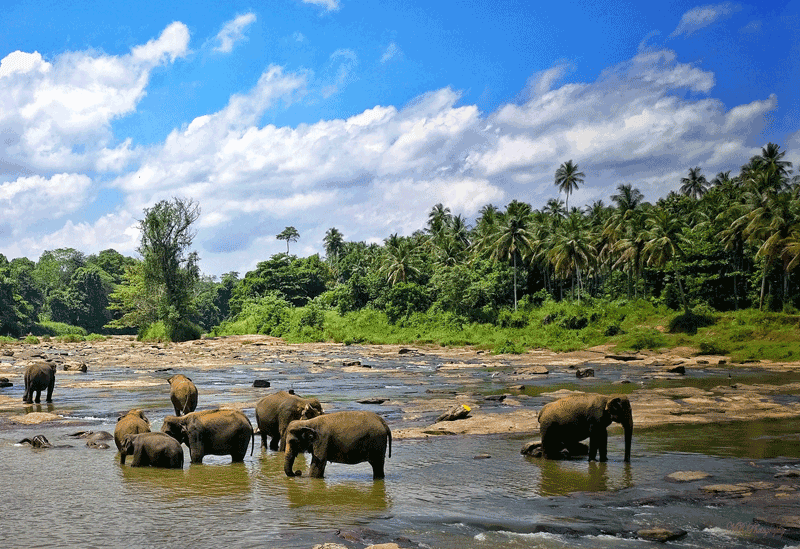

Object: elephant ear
[606,397,629,420]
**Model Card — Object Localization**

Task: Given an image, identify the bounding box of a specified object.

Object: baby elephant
[284,411,391,479]
[167,374,198,416]
[538,393,633,462]
[120,432,184,468]
[23,363,57,404]
[255,390,323,451]
[114,409,151,451]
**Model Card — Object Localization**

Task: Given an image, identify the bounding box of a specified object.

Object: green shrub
[32,321,87,337]
[497,308,528,328]
[620,328,667,351]
[697,340,728,355]
[169,319,202,342]
[24,335,40,344]
[138,322,169,342]
[57,334,85,343]
[86,334,107,341]
[493,339,525,354]
[0,335,16,343]
[669,310,715,335]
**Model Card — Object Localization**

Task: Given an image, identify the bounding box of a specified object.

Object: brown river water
[2,344,800,548]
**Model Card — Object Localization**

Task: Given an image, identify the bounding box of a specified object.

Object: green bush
[57,334,85,343]
[85,334,108,341]
[138,322,170,342]
[24,335,40,344]
[32,321,87,337]
[697,340,728,355]
[620,328,667,351]
[493,339,525,355]
[668,310,715,335]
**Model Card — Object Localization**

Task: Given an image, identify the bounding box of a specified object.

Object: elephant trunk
[622,410,633,462]
[284,449,301,477]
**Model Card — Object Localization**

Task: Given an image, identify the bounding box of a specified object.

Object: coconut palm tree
[276,226,300,254]
[323,228,344,262]
[642,208,690,313]
[380,234,422,286]
[554,160,585,212]
[679,167,708,200]
[547,212,594,301]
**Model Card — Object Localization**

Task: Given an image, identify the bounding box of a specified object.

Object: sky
[0,0,798,277]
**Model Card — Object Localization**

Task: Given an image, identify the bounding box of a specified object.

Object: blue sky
[0,0,798,276]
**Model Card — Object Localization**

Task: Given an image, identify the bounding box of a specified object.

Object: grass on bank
[211,296,800,363]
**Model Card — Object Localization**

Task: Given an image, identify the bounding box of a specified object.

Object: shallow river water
[2,346,800,548]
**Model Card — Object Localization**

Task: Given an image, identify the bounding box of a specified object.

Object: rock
[436,404,471,422]
[576,368,594,378]
[753,515,800,535]
[343,360,361,367]
[398,348,418,355]
[358,397,387,404]
[2,349,13,356]
[520,440,542,456]
[253,380,271,388]
[613,379,632,385]
[509,385,526,391]
[775,470,800,478]
[666,365,686,374]
[605,353,641,361]
[484,394,507,401]
[365,545,403,549]
[702,484,752,495]
[473,454,491,459]
[666,471,712,482]
[0,377,12,388]
[636,528,687,542]
[312,544,349,549]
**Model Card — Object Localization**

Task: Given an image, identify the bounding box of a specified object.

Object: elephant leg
[370,456,385,479]
[541,427,565,460]
[46,382,54,403]
[189,444,204,464]
[34,389,41,404]
[272,434,282,452]
[589,429,608,462]
[309,456,327,478]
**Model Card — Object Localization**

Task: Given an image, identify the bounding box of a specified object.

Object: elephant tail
[388,428,392,459]
[250,429,255,456]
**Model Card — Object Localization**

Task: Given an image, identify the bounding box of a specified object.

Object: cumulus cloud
[214,13,257,53]
[0,22,190,176]
[670,2,739,37]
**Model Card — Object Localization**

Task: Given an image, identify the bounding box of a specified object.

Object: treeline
[1,142,798,342]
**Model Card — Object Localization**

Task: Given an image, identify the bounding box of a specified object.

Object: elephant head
[301,401,323,420]
[120,434,134,464]
[119,409,150,427]
[161,416,191,446]
[606,396,633,462]
[283,424,317,477]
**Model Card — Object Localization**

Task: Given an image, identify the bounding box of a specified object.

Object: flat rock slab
[666,471,712,482]
[754,515,800,533]
[636,527,687,542]
[702,484,753,495]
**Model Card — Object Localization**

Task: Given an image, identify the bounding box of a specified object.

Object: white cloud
[214,13,257,53]
[0,173,92,230]
[381,42,401,64]
[670,2,739,37]
[300,0,340,11]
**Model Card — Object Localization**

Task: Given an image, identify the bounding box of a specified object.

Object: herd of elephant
[21,361,633,479]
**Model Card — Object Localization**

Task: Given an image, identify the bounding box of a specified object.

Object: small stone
[666,365,686,374]
[484,394,507,401]
[253,380,270,388]
[0,377,12,388]
[343,360,361,367]
[666,471,712,482]
[357,397,387,404]
[775,470,800,478]
[436,404,471,422]
[576,368,594,378]
[702,484,752,495]
[636,528,687,542]
[473,454,491,459]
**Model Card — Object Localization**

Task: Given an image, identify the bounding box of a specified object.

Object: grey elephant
[537,393,632,462]
[114,409,151,451]
[161,408,254,464]
[167,374,198,416]
[255,390,323,451]
[283,411,391,479]
[120,432,184,468]
[68,430,114,449]
[23,363,57,404]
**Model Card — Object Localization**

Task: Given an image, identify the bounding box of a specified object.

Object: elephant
[255,390,324,451]
[18,435,53,448]
[23,363,56,404]
[161,408,254,464]
[537,393,632,462]
[68,430,114,449]
[167,374,198,416]
[283,411,392,479]
[120,432,184,468]
[114,409,151,451]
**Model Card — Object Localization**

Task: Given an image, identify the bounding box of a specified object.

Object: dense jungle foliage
[2,143,799,358]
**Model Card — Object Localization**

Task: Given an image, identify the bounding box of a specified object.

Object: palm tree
[547,212,594,301]
[679,167,708,200]
[380,235,422,286]
[323,228,344,261]
[605,184,646,297]
[276,226,300,254]
[642,208,690,313]
[554,160,585,211]
[710,170,732,188]
[427,203,452,235]
[477,203,535,310]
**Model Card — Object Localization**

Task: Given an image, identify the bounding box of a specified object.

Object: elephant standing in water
[114,409,151,451]
[161,409,254,464]
[23,363,57,404]
[537,394,632,462]
[120,432,184,468]
[284,411,391,479]
[255,390,323,451]
[167,374,198,416]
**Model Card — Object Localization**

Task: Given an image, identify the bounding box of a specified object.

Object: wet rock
[636,527,687,542]
[605,353,641,361]
[0,377,12,388]
[253,380,271,388]
[666,471,712,482]
[514,366,549,375]
[613,379,632,385]
[343,360,361,367]
[576,368,594,378]
[358,397,387,404]
[398,348,419,355]
[473,454,491,459]
[666,365,686,374]
[436,404,471,422]
[775,470,800,478]
[702,484,752,496]
[509,385,526,391]
[484,394,507,402]
[753,516,800,537]
[312,544,349,549]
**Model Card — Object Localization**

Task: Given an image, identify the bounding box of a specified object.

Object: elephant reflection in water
[120,460,252,499]
[285,477,389,511]
[529,458,634,497]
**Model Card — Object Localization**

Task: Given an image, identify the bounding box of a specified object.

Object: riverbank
[2,334,800,435]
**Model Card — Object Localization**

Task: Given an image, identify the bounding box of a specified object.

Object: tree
[547,212,594,301]
[380,235,422,286]
[323,228,345,263]
[137,197,201,340]
[554,160,585,212]
[679,167,709,199]
[642,208,690,313]
[276,226,300,254]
